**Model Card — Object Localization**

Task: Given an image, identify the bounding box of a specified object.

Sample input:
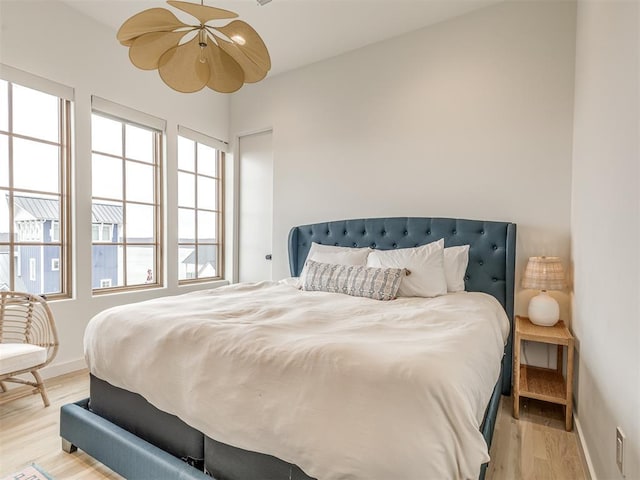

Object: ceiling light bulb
[231,35,246,45]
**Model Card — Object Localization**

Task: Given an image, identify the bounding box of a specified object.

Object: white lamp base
[528,291,560,326]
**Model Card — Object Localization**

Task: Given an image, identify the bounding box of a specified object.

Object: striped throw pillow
[301,260,406,301]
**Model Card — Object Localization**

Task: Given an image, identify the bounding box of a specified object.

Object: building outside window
[90,99,163,292]
[177,128,224,283]
[0,69,72,296]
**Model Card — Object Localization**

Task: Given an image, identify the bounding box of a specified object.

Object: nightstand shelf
[513,316,575,431]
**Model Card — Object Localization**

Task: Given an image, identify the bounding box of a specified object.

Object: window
[0,68,72,297]
[177,129,224,283]
[92,223,113,242]
[91,104,163,292]
[51,258,60,271]
[29,258,36,281]
[50,220,59,242]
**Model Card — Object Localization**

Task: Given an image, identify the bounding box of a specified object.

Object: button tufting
[326,230,330,235]
[480,230,485,235]
[492,277,497,282]
[353,243,357,247]
[479,260,484,266]
[334,243,339,246]
[343,230,348,235]
[492,245,498,250]
[427,230,431,235]
[382,230,386,236]
[464,275,470,281]
[452,230,457,235]
[362,231,366,236]
[392,243,397,248]
[371,243,377,248]
[404,231,408,236]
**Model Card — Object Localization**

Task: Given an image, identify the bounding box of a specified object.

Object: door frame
[232,127,273,284]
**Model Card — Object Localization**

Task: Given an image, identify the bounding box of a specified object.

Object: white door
[238,130,273,282]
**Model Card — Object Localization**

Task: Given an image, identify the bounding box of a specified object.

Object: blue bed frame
[60,216,516,480]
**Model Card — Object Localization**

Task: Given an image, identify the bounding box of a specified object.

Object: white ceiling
[62,0,502,77]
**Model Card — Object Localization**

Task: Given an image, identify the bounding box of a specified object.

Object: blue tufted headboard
[288,217,516,395]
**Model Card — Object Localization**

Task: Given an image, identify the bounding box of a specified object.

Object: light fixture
[117,0,271,94]
[522,256,567,326]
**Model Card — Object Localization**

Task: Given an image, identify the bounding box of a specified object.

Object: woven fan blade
[130,31,189,70]
[167,1,238,23]
[203,41,244,93]
[158,36,210,93]
[214,20,271,80]
[213,34,265,83]
[117,8,189,46]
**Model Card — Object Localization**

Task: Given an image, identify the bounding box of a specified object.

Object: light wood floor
[0,371,589,479]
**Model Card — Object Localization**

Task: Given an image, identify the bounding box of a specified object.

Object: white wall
[571,1,639,478]
[231,1,577,324]
[0,0,231,375]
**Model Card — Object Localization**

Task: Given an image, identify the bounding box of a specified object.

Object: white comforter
[84,281,509,480]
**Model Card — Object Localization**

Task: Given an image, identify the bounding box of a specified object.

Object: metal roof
[14,196,58,220]
[91,203,123,224]
[9,195,122,224]
[182,244,217,265]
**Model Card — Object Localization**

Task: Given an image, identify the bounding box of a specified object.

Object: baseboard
[40,357,87,380]
[574,414,597,480]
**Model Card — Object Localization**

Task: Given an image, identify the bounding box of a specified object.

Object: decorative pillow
[298,242,371,285]
[301,260,405,301]
[444,245,470,293]
[367,239,447,298]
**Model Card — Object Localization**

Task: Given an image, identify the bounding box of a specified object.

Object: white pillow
[299,242,371,284]
[444,245,470,293]
[367,239,447,298]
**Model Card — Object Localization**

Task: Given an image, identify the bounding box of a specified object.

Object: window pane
[178,172,195,208]
[13,138,59,193]
[126,124,153,163]
[178,245,195,280]
[197,176,217,211]
[0,244,9,291]
[197,143,217,177]
[126,203,154,241]
[12,84,59,143]
[92,201,123,242]
[0,80,7,132]
[13,194,59,243]
[197,244,217,278]
[125,161,154,203]
[178,208,195,242]
[0,134,8,188]
[92,154,122,200]
[92,244,123,288]
[41,245,61,294]
[197,211,217,241]
[178,136,195,171]
[92,114,122,156]
[0,188,9,239]
[127,245,155,285]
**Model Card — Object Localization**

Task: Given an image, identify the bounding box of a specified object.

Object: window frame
[90,108,164,294]
[0,68,72,298]
[177,129,225,285]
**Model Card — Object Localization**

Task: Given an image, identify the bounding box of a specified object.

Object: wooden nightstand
[513,315,575,431]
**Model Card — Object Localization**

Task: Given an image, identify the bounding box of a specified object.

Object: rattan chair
[0,291,59,407]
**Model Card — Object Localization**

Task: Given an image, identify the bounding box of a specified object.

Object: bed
[60,216,516,480]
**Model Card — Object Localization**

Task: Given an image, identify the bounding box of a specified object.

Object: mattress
[84,281,509,480]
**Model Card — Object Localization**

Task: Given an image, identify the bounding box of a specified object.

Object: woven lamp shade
[522,256,566,291]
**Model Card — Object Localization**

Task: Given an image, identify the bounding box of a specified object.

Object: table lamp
[522,256,566,326]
